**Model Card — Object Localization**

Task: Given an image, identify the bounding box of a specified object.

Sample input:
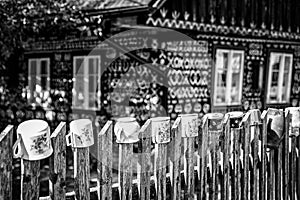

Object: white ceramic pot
[13,119,53,161]
[114,117,140,143]
[179,114,198,137]
[151,117,170,144]
[66,119,94,148]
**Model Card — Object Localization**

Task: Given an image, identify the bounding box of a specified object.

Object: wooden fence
[0,109,299,200]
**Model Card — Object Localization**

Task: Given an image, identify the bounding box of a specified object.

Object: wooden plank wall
[162,0,300,32]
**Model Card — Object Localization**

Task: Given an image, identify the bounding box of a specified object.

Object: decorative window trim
[266,52,293,104]
[72,55,101,110]
[213,49,244,106]
[28,58,50,103]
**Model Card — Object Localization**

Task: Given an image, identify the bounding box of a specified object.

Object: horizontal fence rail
[0,108,299,200]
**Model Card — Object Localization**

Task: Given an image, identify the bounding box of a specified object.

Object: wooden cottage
[15,0,300,126]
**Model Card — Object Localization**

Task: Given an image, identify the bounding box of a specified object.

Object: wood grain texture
[242,119,250,200]
[199,119,208,200]
[275,144,282,200]
[251,124,259,200]
[290,137,297,200]
[233,128,241,200]
[297,135,300,200]
[98,121,113,200]
[119,143,133,200]
[49,122,66,200]
[170,117,181,200]
[260,112,267,200]
[222,117,230,200]
[73,148,90,200]
[283,113,290,200]
[154,143,167,200]
[137,119,151,200]
[0,125,13,200]
[183,137,195,200]
[21,159,40,200]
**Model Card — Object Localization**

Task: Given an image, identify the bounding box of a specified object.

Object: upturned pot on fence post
[285,107,300,137]
[261,108,284,148]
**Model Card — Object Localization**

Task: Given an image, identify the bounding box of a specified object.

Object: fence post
[203,113,223,200]
[240,111,251,200]
[283,111,290,200]
[137,119,151,200]
[260,110,268,200]
[98,120,113,200]
[297,134,300,200]
[152,117,171,200]
[0,125,13,200]
[73,147,90,200]
[221,114,230,200]
[116,118,141,200]
[199,116,208,200]
[21,159,40,199]
[170,117,181,200]
[180,114,198,200]
[49,122,67,200]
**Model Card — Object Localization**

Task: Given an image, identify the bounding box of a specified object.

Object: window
[28,58,50,103]
[72,56,101,109]
[214,49,244,106]
[267,53,293,104]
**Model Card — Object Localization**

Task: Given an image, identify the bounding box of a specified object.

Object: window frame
[28,58,50,102]
[266,52,293,104]
[213,49,245,107]
[72,55,101,110]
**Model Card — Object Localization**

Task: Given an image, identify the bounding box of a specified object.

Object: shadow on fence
[0,108,299,200]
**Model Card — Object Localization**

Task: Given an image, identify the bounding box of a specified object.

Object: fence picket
[49,122,66,200]
[118,143,133,200]
[260,111,268,200]
[170,117,182,200]
[154,143,168,200]
[199,118,208,200]
[221,115,230,200]
[283,112,290,200]
[21,159,40,200]
[297,135,300,200]
[241,112,251,200]
[290,137,297,200]
[0,125,13,200]
[137,119,152,200]
[98,121,113,200]
[73,147,90,200]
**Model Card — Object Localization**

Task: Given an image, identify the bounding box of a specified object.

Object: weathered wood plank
[198,118,207,200]
[283,112,290,200]
[290,137,297,200]
[275,144,282,200]
[260,111,267,200]
[183,137,195,200]
[98,121,113,200]
[297,135,300,200]
[268,150,275,200]
[233,127,242,200]
[252,123,259,200]
[170,117,181,200]
[49,122,67,200]
[221,115,230,200]
[73,147,90,200]
[0,125,13,200]
[137,119,152,200]
[119,143,133,200]
[242,112,251,200]
[21,159,41,200]
[154,143,168,200]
